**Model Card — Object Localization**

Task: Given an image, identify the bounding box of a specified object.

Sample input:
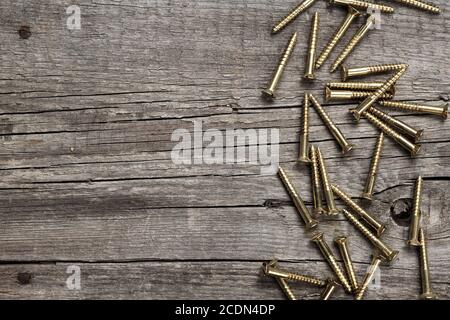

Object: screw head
[441,103,448,119]
[311,232,324,242]
[261,89,275,101]
[420,292,438,300]
[411,144,421,157]
[334,236,347,245]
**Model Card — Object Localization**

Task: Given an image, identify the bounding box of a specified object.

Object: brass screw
[407,176,423,246]
[319,279,340,300]
[341,63,407,81]
[272,0,318,34]
[335,236,359,292]
[278,166,318,229]
[298,93,311,163]
[355,254,383,300]
[310,145,326,215]
[276,277,297,300]
[393,0,441,14]
[316,147,340,215]
[368,106,423,143]
[330,15,376,73]
[362,110,421,157]
[315,6,360,69]
[327,81,395,93]
[351,67,408,121]
[361,132,384,201]
[418,229,438,299]
[310,94,354,154]
[325,88,394,102]
[378,100,448,119]
[330,0,395,13]
[331,184,386,236]
[262,33,298,100]
[312,232,353,293]
[304,12,320,80]
[342,209,399,263]
[262,259,327,287]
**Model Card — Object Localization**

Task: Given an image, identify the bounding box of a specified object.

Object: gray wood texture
[0,0,449,299]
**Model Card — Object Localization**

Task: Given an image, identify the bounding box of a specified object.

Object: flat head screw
[316,6,360,69]
[362,111,421,157]
[262,260,297,300]
[330,0,395,13]
[311,233,353,293]
[407,176,423,246]
[352,66,408,121]
[310,145,326,215]
[332,184,386,236]
[418,229,438,300]
[272,0,317,34]
[278,166,318,229]
[304,12,320,80]
[340,63,408,81]
[310,94,354,154]
[316,148,340,215]
[393,0,441,14]
[334,236,359,293]
[378,100,448,119]
[262,259,327,287]
[361,132,384,201]
[330,15,376,73]
[325,88,394,102]
[368,106,423,143]
[355,254,383,300]
[262,33,298,101]
[319,279,340,300]
[342,209,399,263]
[298,93,311,164]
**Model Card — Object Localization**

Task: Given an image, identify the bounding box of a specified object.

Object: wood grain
[0,0,448,299]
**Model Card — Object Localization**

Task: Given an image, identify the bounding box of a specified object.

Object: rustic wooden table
[0,0,448,299]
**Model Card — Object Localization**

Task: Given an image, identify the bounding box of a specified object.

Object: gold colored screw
[272,0,318,34]
[319,279,340,300]
[330,15,376,73]
[310,145,326,215]
[341,63,407,81]
[310,94,354,154]
[327,81,395,93]
[355,254,383,300]
[342,209,399,263]
[325,89,394,102]
[378,100,448,119]
[316,6,360,69]
[316,148,340,215]
[392,0,441,14]
[332,184,386,236]
[298,93,311,163]
[361,132,384,201]
[368,106,423,143]
[262,259,327,287]
[276,277,297,300]
[362,111,421,157]
[407,176,423,246]
[304,12,320,79]
[418,229,438,300]
[352,67,407,121]
[330,0,395,13]
[278,166,318,229]
[262,33,298,100]
[335,236,359,292]
[312,232,352,293]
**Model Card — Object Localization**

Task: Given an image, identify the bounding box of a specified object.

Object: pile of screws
[259,0,446,300]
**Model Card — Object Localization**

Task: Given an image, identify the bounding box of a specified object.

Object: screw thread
[302,93,310,136]
[279,33,298,68]
[309,94,334,127]
[408,176,423,245]
[332,0,394,13]
[275,277,297,300]
[418,229,437,298]
[367,63,408,74]
[316,148,331,191]
[327,82,384,90]
[393,0,441,14]
[350,91,393,99]
[362,111,420,156]
[316,7,359,69]
[332,184,385,235]
[355,255,382,300]
[310,145,325,214]
[378,100,448,119]
[272,0,317,34]
[331,15,375,72]
[368,132,384,178]
[287,273,327,286]
[335,237,359,292]
[309,12,319,50]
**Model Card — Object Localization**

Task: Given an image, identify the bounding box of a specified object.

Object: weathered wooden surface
[0,0,449,299]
